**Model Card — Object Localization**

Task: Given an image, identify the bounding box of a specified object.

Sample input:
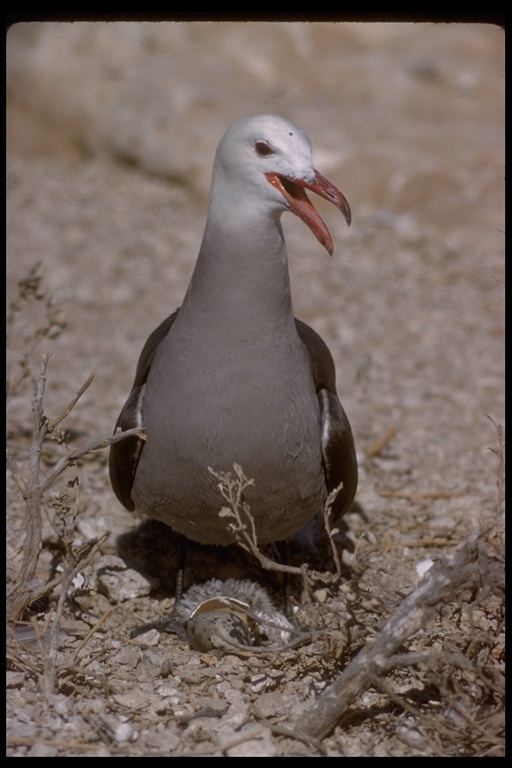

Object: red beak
[265,170,351,256]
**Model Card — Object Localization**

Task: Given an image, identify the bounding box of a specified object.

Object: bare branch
[323,482,344,578]
[47,372,95,431]
[38,427,145,497]
[302,530,483,739]
[9,355,51,619]
[485,414,505,525]
[209,464,307,578]
[6,348,144,622]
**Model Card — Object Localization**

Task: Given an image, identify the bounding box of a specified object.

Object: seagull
[109,114,357,597]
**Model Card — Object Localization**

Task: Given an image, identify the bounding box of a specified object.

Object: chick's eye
[255,141,274,157]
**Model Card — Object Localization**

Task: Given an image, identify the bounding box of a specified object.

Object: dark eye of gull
[255,141,274,157]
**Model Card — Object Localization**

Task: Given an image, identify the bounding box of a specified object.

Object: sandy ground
[6,21,504,756]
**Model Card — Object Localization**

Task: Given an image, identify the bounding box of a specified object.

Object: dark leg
[130,534,188,638]
[174,535,187,604]
[276,539,292,618]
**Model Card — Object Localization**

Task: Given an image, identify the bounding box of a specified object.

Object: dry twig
[210,464,347,599]
[301,529,484,739]
[6,354,144,621]
[322,482,344,578]
[365,427,398,458]
[301,419,505,742]
[486,414,505,526]
[209,463,306,578]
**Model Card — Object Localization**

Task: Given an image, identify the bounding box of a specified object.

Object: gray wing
[109,310,179,511]
[295,318,358,521]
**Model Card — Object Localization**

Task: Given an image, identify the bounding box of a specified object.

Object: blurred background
[7,21,504,230]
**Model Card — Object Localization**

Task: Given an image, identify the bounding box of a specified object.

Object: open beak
[265,170,351,256]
